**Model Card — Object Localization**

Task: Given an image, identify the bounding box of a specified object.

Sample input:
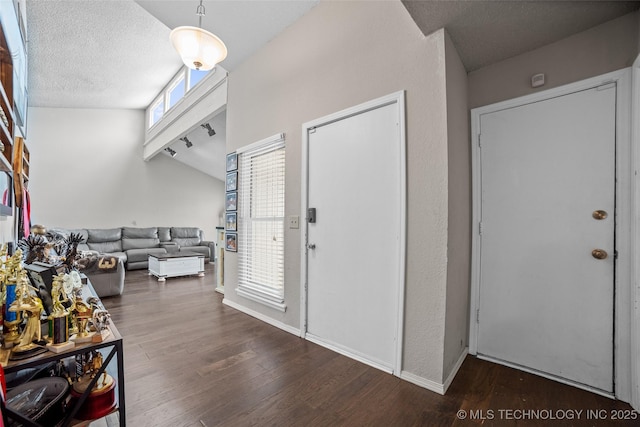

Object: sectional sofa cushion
[121,227,160,252]
[87,228,122,242]
[88,241,123,253]
[87,228,123,253]
[122,227,158,239]
[122,238,160,251]
[171,227,201,247]
[158,227,171,242]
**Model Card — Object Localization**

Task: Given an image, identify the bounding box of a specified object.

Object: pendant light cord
[196,0,205,29]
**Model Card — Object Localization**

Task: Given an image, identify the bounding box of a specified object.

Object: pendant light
[170,0,227,71]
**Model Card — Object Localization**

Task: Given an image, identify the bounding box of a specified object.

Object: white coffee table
[148,252,205,282]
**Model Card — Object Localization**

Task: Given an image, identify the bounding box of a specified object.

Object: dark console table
[0,280,125,426]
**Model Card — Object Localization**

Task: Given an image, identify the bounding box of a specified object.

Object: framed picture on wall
[225,233,237,252]
[226,212,237,231]
[226,171,238,192]
[225,192,237,211]
[226,152,238,172]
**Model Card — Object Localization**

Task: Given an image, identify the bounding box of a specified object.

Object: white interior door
[305,100,403,372]
[477,84,616,392]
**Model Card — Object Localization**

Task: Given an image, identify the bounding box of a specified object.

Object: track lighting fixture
[201,123,216,137]
[165,147,177,157]
[181,136,193,148]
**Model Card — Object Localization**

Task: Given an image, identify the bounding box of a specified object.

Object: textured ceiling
[402,0,640,72]
[26,0,320,109]
[27,0,184,109]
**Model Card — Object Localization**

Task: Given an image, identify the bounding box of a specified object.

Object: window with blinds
[237,134,286,311]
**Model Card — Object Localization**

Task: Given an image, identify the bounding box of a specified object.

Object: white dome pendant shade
[170,0,227,71]
[170,26,227,71]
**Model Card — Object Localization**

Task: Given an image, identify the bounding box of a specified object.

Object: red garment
[22,188,30,238]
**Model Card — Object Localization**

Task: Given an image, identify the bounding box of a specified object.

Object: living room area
[1,0,640,425]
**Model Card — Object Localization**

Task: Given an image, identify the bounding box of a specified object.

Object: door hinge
[479,222,483,235]
[476,309,480,323]
[478,134,481,147]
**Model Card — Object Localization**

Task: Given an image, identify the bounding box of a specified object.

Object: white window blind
[237,134,286,311]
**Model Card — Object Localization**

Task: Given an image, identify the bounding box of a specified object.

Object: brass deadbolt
[592,249,608,260]
[592,210,608,220]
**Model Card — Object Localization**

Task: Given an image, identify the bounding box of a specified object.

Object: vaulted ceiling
[25,0,640,179]
[27,0,320,109]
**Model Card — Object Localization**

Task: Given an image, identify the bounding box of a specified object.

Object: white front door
[304,97,404,373]
[476,83,616,392]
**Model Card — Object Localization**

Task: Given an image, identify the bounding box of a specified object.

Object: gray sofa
[49,227,214,297]
[52,226,214,270]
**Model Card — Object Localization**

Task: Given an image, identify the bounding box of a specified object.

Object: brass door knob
[592,249,608,260]
[592,210,608,220]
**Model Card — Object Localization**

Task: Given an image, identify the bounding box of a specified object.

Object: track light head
[180,136,193,148]
[164,147,177,157]
[201,123,216,137]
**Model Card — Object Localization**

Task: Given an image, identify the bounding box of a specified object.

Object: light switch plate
[289,215,299,229]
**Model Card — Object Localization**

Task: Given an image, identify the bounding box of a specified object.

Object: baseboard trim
[222,298,300,336]
[305,333,394,375]
[400,348,468,395]
[443,348,468,393]
[400,371,446,395]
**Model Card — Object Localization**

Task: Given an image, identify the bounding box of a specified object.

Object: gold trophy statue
[9,270,47,360]
[3,249,24,345]
[46,273,75,353]
[70,281,94,343]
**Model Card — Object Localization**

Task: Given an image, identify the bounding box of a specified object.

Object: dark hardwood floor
[101,264,639,427]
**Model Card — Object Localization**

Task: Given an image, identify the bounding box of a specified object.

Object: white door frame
[631,57,640,411]
[299,91,407,376]
[469,69,633,402]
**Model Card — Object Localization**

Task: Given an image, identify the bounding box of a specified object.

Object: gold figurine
[51,274,70,317]
[9,270,46,359]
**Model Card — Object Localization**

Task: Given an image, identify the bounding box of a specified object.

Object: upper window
[188,69,208,90]
[236,134,286,311]
[149,98,164,128]
[147,66,212,129]
[168,73,186,109]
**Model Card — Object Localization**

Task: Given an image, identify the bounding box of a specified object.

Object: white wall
[224,0,452,386]
[468,11,639,109]
[27,107,225,240]
[443,30,470,382]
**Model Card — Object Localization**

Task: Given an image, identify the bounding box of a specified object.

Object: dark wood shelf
[0,80,14,122]
[1,282,126,427]
[0,21,14,176]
